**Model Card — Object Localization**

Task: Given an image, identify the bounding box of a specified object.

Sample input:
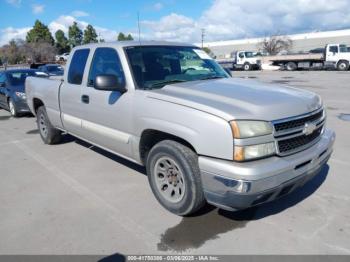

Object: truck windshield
[244,52,255,58]
[125,46,229,89]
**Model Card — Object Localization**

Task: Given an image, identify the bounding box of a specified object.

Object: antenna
[137,12,141,45]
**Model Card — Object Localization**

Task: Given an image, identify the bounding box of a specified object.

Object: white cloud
[71,10,90,17]
[153,2,163,11]
[48,15,118,42]
[0,27,31,46]
[6,0,21,7]
[140,0,350,42]
[2,0,350,46]
[32,4,45,14]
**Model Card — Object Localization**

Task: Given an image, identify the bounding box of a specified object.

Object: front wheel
[36,106,62,144]
[243,63,251,71]
[8,98,18,117]
[337,61,349,71]
[146,140,206,216]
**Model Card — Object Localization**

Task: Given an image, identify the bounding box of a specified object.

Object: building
[201,29,350,59]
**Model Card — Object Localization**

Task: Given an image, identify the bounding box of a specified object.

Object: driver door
[80,47,134,158]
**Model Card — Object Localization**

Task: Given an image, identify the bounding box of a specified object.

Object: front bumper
[199,128,335,211]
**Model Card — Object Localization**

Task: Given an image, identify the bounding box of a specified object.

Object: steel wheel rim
[39,113,48,138]
[9,100,15,116]
[153,156,186,203]
[339,63,346,70]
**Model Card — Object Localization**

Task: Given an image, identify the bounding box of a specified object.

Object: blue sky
[1,0,350,46]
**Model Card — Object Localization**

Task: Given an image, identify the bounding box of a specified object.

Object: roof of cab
[72,40,196,50]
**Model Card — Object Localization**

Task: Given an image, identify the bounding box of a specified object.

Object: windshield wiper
[200,75,226,80]
[144,79,187,89]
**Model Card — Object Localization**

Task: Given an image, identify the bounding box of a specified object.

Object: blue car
[38,64,64,76]
[0,69,41,117]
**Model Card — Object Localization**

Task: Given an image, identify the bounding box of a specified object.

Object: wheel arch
[139,129,197,165]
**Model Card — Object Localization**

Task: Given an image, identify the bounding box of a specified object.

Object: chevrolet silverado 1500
[25,41,335,215]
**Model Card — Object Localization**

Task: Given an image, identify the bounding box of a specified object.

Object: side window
[329,46,338,53]
[238,52,245,58]
[88,48,125,87]
[0,73,5,83]
[68,49,90,85]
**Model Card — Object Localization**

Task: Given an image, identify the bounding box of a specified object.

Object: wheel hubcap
[154,156,186,203]
[39,113,48,138]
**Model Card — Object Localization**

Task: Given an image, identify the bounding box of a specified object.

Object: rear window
[68,49,90,85]
[7,71,36,86]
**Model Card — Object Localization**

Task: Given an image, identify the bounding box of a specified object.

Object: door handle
[81,95,89,104]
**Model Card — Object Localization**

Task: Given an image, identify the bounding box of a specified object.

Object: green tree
[83,24,98,44]
[68,22,83,47]
[117,32,133,41]
[26,20,54,45]
[55,30,70,54]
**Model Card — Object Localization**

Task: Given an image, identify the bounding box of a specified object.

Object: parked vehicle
[309,48,325,54]
[55,53,70,62]
[270,44,350,71]
[26,42,335,216]
[217,51,261,71]
[0,69,42,116]
[38,64,64,76]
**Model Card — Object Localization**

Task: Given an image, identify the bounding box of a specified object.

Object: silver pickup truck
[25,41,335,216]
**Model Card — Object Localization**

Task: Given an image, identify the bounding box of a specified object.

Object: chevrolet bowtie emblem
[303,122,317,136]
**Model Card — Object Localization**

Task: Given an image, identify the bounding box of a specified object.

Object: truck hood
[147,78,322,121]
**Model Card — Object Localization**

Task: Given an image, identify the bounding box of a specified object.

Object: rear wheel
[36,106,62,144]
[286,62,297,71]
[146,140,206,216]
[8,98,18,117]
[337,61,349,71]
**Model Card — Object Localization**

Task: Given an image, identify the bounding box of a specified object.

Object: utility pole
[201,28,205,48]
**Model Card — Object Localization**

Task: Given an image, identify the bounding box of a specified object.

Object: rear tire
[36,106,62,144]
[337,61,349,71]
[286,62,297,71]
[146,140,206,216]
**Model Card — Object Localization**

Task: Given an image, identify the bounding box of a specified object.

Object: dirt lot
[0,70,349,255]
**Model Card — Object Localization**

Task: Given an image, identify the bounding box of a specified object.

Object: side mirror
[0,82,5,87]
[224,68,232,77]
[94,74,127,93]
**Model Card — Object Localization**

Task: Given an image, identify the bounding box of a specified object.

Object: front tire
[337,61,349,71]
[36,106,62,144]
[146,140,206,216]
[243,63,251,71]
[8,98,18,117]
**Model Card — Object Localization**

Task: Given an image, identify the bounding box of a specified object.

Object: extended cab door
[60,48,90,135]
[79,47,133,158]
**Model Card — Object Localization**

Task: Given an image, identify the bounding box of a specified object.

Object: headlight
[230,120,273,138]
[234,142,276,161]
[15,92,26,99]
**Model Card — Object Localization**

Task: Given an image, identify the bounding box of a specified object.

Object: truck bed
[25,76,63,128]
[266,53,324,63]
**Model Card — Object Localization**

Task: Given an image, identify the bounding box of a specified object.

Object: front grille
[273,108,324,156]
[278,126,323,153]
[274,110,323,132]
